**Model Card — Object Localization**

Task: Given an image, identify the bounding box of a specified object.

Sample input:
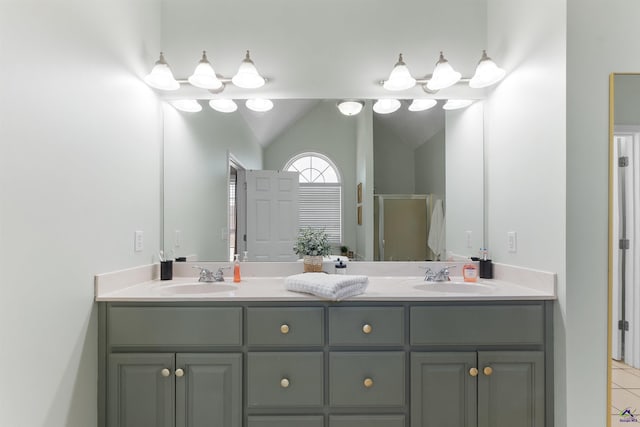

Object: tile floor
[611,359,640,424]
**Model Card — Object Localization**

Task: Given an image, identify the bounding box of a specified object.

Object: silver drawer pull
[175,368,184,377]
[363,377,374,388]
[280,378,290,388]
[161,368,171,377]
[362,324,372,334]
[280,324,290,334]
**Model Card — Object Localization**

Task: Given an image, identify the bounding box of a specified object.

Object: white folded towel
[284,273,368,301]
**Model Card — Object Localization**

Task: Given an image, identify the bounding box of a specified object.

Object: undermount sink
[411,280,496,294]
[159,282,238,295]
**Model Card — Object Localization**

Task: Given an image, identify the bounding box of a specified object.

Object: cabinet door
[411,352,477,427]
[175,353,242,427]
[108,353,175,427]
[477,351,544,427]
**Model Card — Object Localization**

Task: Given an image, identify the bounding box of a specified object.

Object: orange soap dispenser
[462,263,478,282]
[233,254,241,283]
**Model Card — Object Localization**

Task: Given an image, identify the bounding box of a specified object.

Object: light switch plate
[507,231,517,253]
[134,230,144,252]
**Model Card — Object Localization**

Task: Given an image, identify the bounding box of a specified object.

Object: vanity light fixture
[426,51,462,91]
[188,51,223,90]
[232,50,266,89]
[337,100,364,116]
[145,50,268,93]
[469,50,506,88]
[246,98,274,112]
[443,99,473,110]
[408,99,437,112]
[380,50,504,93]
[382,54,416,91]
[209,99,238,113]
[373,99,402,114]
[144,52,180,91]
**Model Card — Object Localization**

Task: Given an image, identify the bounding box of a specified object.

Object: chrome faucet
[193,266,226,282]
[424,265,456,282]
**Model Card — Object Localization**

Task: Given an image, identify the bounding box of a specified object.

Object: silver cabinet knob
[280,378,290,388]
[280,324,290,334]
[175,368,184,377]
[161,368,171,377]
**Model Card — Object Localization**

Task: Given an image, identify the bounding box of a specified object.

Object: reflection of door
[245,170,299,261]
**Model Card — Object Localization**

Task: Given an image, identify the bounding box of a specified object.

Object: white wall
[0,1,162,426]
[486,0,567,425]
[163,106,262,261]
[356,102,375,260]
[415,129,446,200]
[264,101,359,251]
[566,1,640,425]
[373,120,416,194]
[445,103,484,257]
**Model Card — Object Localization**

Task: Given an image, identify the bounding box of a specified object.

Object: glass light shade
[426,51,461,91]
[246,98,274,112]
[209,99,238,113]
[188,51,223,90]
[373,99,401,114]
[170,100,202,112]
[231,50,266,89]
[469,50,506,88]
[443,99,473,110]
[383,54,416,91]
[144,52,180,91]
[337,100,364,116]
[408,99,437,112]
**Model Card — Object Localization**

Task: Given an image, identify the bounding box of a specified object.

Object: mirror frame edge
[608,72,615,427]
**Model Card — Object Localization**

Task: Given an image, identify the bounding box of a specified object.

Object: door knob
[161,368,171,377]
[175,368,184,377]
[362,324,372,334]
[280,378,290,388]
[280,324,290,334]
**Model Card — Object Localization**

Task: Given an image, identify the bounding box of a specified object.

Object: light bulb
[373,99,401,114]
[232,51,265,89]
[408,99,437,112]
[188,51,223,90]
[383,54,416,91]
[426,51,461,91]
[209,99,238,113]
[246,98,274,112]
[469,50,506,88]
[144,52,180,91]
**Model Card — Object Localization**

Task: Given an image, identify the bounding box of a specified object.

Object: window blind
[298,184,342,243]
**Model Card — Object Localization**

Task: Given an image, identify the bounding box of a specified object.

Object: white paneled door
[245,170,299,261]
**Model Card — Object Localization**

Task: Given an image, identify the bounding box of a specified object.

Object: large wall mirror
[162,99,484,262]
[609,73,640,424]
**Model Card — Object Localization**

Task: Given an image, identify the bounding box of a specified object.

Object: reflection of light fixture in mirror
[232,50,266,89]
[144,52,180,90]
[426,51,462,91]
[408,99,437,112]
[188,51,223,90]
[337,100,364,116]
[469,50,506,88]
[443,99,473,110]
[246,98,273,112]
[373,99,401,114]
[170,99,202,112]
[383,54,416,91]
[209,99,238,113]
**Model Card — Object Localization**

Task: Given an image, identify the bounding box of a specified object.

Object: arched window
[285,153,342,243]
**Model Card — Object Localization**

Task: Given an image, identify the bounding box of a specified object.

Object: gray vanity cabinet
[99,300,552,427]
[411,351,544,427]
[107,352,241,427]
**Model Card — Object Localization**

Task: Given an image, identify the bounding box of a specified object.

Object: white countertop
[95,262,556,302]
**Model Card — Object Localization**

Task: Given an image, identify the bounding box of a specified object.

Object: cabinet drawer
[108,306,242,347]
[410,304,544,345]
[247,307,324,347]
[329,352,405,407]
[329,415,405,427]
[247,352,323,408]
[329,307,404,346]
[248,416,324,427]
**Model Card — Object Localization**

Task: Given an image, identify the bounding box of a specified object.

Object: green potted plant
[294,227,331,272]
[340,245,349,256]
